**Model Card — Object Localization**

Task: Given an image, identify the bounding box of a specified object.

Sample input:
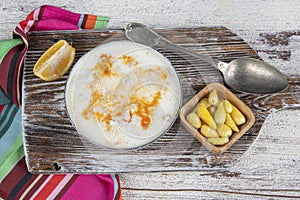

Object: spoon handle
[157,37,219,68]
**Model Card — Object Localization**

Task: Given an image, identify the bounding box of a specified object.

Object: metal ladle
[124,22,288,94]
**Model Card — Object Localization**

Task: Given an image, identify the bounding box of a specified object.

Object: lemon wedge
[33,40,75,81]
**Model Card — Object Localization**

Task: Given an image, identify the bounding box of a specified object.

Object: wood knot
[54,162,61,171]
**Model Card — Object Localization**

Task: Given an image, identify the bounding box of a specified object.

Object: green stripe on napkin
[94,16,109,29]
[0,132,23,182]
[0,39,23,63]
[0,88,11,105]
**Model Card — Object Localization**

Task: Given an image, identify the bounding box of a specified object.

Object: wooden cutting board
[23,27,300,173]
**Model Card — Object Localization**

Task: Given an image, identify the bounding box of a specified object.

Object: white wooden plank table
[1,1,299,199]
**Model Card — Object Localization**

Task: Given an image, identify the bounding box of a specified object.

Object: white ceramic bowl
[65,40,182,150]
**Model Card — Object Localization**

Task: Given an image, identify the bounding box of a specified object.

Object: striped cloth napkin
[0,5,121,200]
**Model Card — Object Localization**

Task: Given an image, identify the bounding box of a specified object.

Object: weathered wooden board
[23,27,300,173]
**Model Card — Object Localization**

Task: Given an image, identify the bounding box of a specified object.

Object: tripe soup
[65,40,181,149]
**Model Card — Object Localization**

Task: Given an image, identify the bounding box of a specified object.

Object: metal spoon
[124,22,288,94]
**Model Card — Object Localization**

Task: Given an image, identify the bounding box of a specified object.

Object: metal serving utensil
[125,22,288,94]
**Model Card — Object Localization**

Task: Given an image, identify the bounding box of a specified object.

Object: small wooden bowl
[180,83,255,154]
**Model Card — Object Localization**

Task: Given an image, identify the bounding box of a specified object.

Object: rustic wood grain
[2,1,300,39]
[2,1,300,199]
[22,27,300,174]
[119,108,300,199]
